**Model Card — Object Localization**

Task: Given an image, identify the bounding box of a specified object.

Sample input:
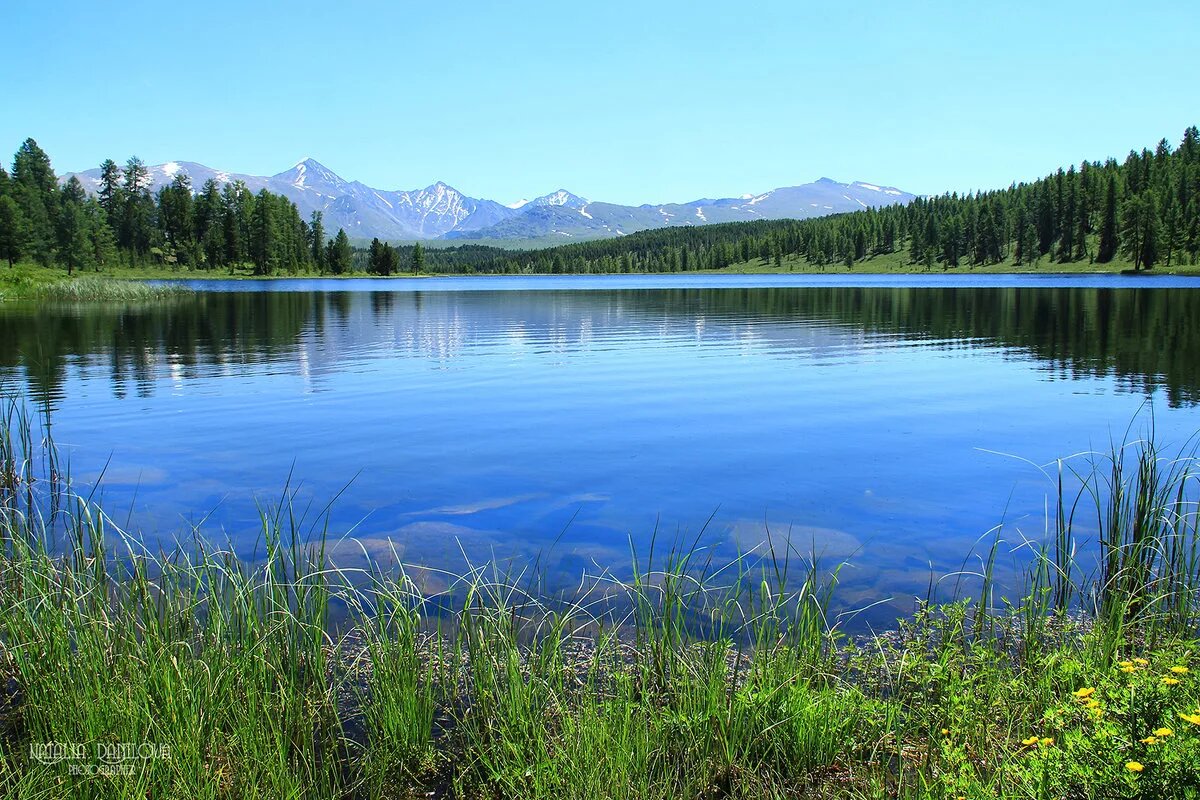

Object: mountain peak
[531,189,589,208]
[421,180,458,194]
[273,158,345,188]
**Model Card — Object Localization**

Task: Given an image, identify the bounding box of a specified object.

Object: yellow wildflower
[1121,665,1138,673]
[1170,665,1189,674]
[1126,761,1145,773]
[1153,727,1173,737]
[1072,687,1095,699]
[1086,698,1101,708]
[1163,677,1181,686]
[1133,658,1150,666]
[941,728,949,735]
[1179,713,1200,725]
[1021,735,1040,746]
[1119,660,1134,668]
[1040,737,1054,746]
[1140,736,1159,745]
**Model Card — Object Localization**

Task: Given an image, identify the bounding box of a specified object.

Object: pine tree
[120,157,155,260]
[310,211,325,272]
[56,191,91,275]
[383,242,399,275]
[412,241,425,274]
[329,228,352,275]
[249,189,275,275]
[97,159,123,227]
[1162,198,1185,268]
[367,237,384,274]
[1119,194,1158,270]
[0,195,26,267]
[1097,175,1119,263]
[158,173,194,256]
[84,199,117,270]
[11,138,58,265]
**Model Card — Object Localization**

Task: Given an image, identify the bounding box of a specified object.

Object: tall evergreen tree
[367,237,384,275]
[56,189,91,275]
[1119,194,1158,270]
[328,228,352,275]
[411,241,425,274]
[11,138,58,265]
[0,195,26,267]
[310,211,326,272]
[1096,175,1119,263]
[84,198,117,270]
[97,158,123,227]
[249,189,275,275]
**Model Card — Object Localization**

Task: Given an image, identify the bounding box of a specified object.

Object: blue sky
[5,1,1198,205]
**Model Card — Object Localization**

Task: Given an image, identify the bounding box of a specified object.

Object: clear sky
[5,1,1198,205]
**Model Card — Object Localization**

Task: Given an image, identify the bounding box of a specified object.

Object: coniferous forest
[1,127,1197,277]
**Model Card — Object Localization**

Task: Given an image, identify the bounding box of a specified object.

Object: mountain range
[60,159,915,243]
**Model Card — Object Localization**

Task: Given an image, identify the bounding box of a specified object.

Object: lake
[4,274,1200,628]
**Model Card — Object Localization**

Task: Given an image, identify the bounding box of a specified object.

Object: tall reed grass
[0,398,1197,798]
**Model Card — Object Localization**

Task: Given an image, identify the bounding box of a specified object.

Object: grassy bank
[1,407,1199,798]
[2,248,1191,302]
[0,264,192,302]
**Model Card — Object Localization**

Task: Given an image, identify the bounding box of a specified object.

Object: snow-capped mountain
[443,179,916,241]
[59,160,915,242]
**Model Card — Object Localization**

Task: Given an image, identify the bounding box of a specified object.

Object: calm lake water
[4,274,1200,627]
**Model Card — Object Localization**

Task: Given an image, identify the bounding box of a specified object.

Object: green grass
[706,248,1181,276]
[7,240,1195,302]
[0,263,194,302]
[0,401,1199,798]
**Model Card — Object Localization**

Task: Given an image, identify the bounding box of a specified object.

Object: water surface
[4,274,1199,626]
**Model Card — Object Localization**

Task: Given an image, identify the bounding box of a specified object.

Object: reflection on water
[3,276,1200,628]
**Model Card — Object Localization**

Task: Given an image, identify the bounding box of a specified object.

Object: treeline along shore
[1,126,1199,287]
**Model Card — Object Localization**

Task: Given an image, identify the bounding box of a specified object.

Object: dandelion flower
[1140,736,1159,744]
[1121,665,1138,673]
[1086,699,1101,709]
[1021,735,1040,746]
[1126,761,1145,773]
[1119,660,1134,668]
[1040,737,1054,746]
[1163,677,1181,686]
[1179,713,1200,725]
[1154,727,1173,737]
[1073,687,1095,699]
[1133,658,1149,666]
[1170,666,1189,674]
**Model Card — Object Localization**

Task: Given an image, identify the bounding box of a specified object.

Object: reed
[0,399,1197,798]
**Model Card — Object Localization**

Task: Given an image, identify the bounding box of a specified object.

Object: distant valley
[60,159,915,243]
